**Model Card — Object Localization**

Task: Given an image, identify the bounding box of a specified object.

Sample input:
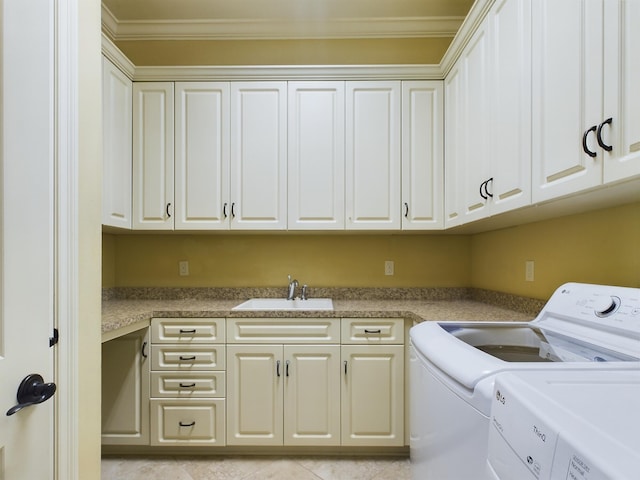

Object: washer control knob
[594,296,621,318]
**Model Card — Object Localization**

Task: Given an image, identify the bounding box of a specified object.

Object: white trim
[101,3,465,42]
[55,0,80,479]
[133,64,444,81]
[101,33,135,80]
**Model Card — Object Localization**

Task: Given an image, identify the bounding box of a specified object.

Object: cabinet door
[288,82,345,230]
[532,0,603,202]
[174,82,230,230]
[230,82,287,230]
[226,345,283,445]
[284,345,340,446]
[102,57,132,229]
[401,81,443,230]
[346,81,401,230]
[488,0,532,215]
[444,62,464,228]
[460,21,492,223]
[132,82,175,229]
[101,329,150,445]
[341,345,404,446]
[604,0,640,183]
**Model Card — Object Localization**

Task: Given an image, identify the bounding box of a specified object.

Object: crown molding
[101,33,135,79]
[101,3,465,41]
[132,64,444,81]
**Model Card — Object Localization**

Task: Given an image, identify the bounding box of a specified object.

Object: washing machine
[486,370,640,480]
[409,283,640,480]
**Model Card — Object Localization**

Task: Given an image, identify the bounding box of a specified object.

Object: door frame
[53,0,102,478]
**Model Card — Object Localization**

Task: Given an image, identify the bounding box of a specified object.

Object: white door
[132,82,175,230]
[401,81,443,230]
[0,1,56,478]
[230,82,287,230]
[346,81,401,230]
[288,81,345,230]
[175,82,230,230]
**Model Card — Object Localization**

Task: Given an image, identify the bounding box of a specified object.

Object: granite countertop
[102,296,535,342]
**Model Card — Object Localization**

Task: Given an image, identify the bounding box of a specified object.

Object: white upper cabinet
[288,82,345,230]
[445,0,531,227]
[346,81,401,230]
[132,82,175,230]
[604,0,640,183]
[531,0,640,202]
[401,81,444,230]
[230,82,288,230]
[488,0,532,215]
[174,82,230,230]
[444,62,464,228]
[102,57,132,229]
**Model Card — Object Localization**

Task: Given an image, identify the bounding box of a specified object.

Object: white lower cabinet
[101,328,150,445]
[149,318,226,446]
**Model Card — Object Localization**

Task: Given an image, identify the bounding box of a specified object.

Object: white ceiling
[102,0,474,41]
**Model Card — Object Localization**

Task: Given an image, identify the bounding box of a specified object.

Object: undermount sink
[232,298,334,311]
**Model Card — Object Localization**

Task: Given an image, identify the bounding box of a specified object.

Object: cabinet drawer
[151,345,225,371]
[341,318,404,344]
[151,318,225,344]
[150,399,225,446]
[227,318,340,344]
[151,372,225,398]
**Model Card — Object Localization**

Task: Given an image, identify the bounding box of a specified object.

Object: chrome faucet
[287,275,299,301]
[300,284,308,300]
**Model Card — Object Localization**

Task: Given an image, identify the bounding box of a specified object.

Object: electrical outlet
[179,260,189,276]
[384,260,394,276]
[525,261,534,282]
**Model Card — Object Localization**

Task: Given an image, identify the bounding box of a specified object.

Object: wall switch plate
[525,260,534,282]
[179,260,189,276]
[384,260,394,276]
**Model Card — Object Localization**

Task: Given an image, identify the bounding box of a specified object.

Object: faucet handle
[301,285,308,300]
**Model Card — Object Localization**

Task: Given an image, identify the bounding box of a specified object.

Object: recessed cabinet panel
[102,57,132,229]
[152,345,225,371]
[341,345,404,446]
[230,82,287,230]
[175,83,230,230]
[102,329,150,445]
[151,371,225,398]
[401,81,443,230]
[226,345,283,445]
[346,81,401,230]
[341,318,404,344]
[132,82,175,229]
[288,82,345,230]
[151,399,225,446]
[532,0,603,202]
[284,345,341,446]
[227,318,340,344]
[151,318,225,344]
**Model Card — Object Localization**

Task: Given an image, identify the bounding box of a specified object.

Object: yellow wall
[471,202,640,299]
[114,38,452,66]
[104,234,471,288]
[103,202,640,297]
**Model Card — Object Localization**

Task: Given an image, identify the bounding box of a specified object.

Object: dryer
[409,283,640,480]
[487,370,640,480]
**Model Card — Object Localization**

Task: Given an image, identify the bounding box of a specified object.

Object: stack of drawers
[149,318,226,446]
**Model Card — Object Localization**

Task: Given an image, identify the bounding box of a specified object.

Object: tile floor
[102,455,411,480]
